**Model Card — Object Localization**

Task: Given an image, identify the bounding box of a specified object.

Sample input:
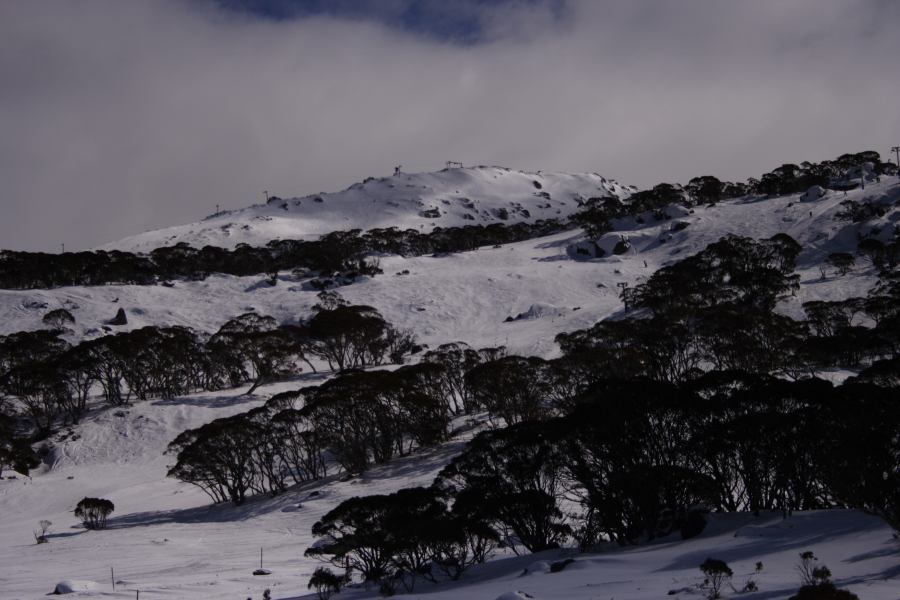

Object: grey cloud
[1,0,898,251]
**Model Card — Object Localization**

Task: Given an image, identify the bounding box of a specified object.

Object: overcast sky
[2,0,899,251]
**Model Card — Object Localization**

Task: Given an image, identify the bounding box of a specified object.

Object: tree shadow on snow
[654,511,888,573]
[102,485,317,529]
[103,436,470,531]
[533,233,584,249]
[150,373,329,408]
[40,528,88,542]
[839,563,900,586]
[844,544,900,563]
[533,254,572,263]
[150,393,262,409]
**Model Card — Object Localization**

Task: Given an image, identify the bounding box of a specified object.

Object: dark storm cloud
[213,0,566,43]
[1,0,898,251]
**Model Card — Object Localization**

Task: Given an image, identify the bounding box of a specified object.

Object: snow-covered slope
[1,175,898,600]
[1,386,896,599]
[102,166,631,252]
[6,178,898,356]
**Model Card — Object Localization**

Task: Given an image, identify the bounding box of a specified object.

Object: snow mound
[52,580,98,594]
[506,303,565,322]
[524,560,551,575]
[496,592,538,600]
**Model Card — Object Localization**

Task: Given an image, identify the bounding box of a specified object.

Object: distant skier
[394,165,402,176]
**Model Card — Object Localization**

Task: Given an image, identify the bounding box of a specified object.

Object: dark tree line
[0,302,416,437]
[555,235,900,385]
[306,486,498,594]
[166,342,504,504]
[573,150,898,239]
[165,337,599,509]
[299,233,898,592]
[301,374,897,593]
[0,220,566,290]
[165,235,900,515]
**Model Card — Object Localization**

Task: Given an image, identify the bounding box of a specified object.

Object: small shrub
[797,551,831,586]
[33,519,51,543]
[700,558,733,599]
[826,253,855,277]
[74,497,114,530]
[812,566,832,584]
[42,309,75,330]
[308,567,345,600]
[739,561,763,593]
[788,583,860,600]
[312,290,347,312]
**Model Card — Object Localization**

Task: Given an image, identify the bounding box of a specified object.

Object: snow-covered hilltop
[103,166,631,252]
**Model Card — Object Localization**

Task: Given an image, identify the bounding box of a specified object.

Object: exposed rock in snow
[505,303,565,322]
[496,592,538,600]
[109,307,128,325]
[523,560,551,575]
[801,185,827,202]
[52,580,98,594]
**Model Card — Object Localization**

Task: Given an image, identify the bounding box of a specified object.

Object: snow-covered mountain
[1,168,898,600]
[5,177,898,353]
[102,166,631,252]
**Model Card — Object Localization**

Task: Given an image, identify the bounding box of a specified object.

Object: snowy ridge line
[0,217,569,290]
[101,165,629,253]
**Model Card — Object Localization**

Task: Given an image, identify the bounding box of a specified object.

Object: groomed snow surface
[1,172,898,599]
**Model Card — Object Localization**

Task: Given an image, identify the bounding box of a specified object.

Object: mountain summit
[102,166,630,252]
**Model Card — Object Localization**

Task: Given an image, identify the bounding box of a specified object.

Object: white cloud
[1,0,898,250]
